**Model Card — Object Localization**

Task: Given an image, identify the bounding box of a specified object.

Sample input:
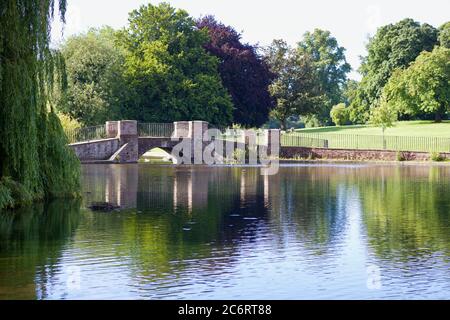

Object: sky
[51,0,450,80]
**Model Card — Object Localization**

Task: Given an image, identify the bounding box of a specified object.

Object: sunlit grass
[140,148,172,163]
[296,121,450,137]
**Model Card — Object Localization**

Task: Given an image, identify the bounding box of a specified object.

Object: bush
[330,103,349,126]
[396,152,406,161]
[0,181,14,210]
[430,152,445,162]
[0,177,33,210]
[57,113,81,132]
[303,115,323,128]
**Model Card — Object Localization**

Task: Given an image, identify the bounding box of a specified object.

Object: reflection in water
[0,200,81,299]
[0,164,449,299]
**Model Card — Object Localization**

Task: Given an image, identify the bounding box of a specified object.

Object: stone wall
[173,121,191,138]
[69,138,120,161]
[116,120,139,163]
[280,146,450,161]
[106,121,118,138]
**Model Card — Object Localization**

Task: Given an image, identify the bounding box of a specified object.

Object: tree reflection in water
[0,200,81,299]
[0,164,449,299]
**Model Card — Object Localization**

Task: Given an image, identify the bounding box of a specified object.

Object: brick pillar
[267,129,281,156]
[191,121,209,139]
[191,121,209,164]
[106,121,119,138]
[173,121,191,138]
[117,120,138,163]
[173,121,209,139]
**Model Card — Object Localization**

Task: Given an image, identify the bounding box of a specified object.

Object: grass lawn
[296,121,450,137]
[285,121,450,152]
[141,147,172,162]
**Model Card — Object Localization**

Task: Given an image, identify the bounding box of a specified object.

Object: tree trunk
[435,112,442,123]
[281,118,287,130]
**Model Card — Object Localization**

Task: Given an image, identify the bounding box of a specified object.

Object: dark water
[1,164,449,300]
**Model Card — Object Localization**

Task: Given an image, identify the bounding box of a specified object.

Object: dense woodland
[55,3,450,130]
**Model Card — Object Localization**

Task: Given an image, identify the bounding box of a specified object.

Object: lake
[0,163,449,299]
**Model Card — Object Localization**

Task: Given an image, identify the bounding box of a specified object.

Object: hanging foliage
[0,0,80,210]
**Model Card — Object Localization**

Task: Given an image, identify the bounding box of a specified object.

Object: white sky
[51,0,450,80]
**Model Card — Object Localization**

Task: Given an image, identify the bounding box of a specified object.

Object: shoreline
[82,159,450,167]
[278,158,450,166]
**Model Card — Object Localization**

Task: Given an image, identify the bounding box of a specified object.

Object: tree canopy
[197,16,275,128]
[330,103,349,126]
[58,27,127,126]
[117,3,233,126]
[384,46,450,122]
[369,95,398,133]
[439,21,450,48]
[297,29,351,124]
[350,19,438,122]
[51,6,449,129]
[0,0,80,210]
[264,40,325,129]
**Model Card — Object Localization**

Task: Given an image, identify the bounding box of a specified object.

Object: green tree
[0,0,80,210]
[297,29,351,124]
[197,16,275,128]
[58,27,128,126]
[265,40,325,129]
[343,80,368,124]
[342,80,359,105]
[330,103,349,126]
[383,46,450,122]
[439,21,450,48]
[117,3,233,126]
[369,95,398,148]
[352,19,438,122]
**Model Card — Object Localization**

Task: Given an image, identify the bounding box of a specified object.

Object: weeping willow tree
[0,0,80,210]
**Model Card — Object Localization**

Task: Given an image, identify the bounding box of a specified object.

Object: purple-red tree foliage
[198,16,275,127]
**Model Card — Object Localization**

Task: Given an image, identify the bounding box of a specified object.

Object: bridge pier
[267,129,281,156]
[106,121,119,138]
[173,121,191,138]
[106,120,139,163]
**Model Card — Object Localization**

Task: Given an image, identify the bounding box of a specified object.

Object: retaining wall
[280,146,450,161]
[69,138,120,161]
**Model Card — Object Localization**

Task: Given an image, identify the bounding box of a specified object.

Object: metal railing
[281,132,450,153]
[138,123,174,137]
[281,134,328,148]
[65,125,106,144]
[207,128,268,145]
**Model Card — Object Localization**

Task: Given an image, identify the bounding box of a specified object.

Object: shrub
[430,152,445,162]
[0,181,14,210]
[0,177,33,210]
[396,152,406,161]
[330,103,349,126]
[304,115,323,128]
[57,113,81,132]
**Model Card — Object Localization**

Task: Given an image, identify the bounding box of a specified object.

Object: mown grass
[296,121,450,137]
[283,121,450,153]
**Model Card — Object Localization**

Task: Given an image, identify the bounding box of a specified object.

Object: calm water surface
[0,164,449,299]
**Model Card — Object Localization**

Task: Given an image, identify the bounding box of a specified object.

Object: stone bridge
[68,120,280,164]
